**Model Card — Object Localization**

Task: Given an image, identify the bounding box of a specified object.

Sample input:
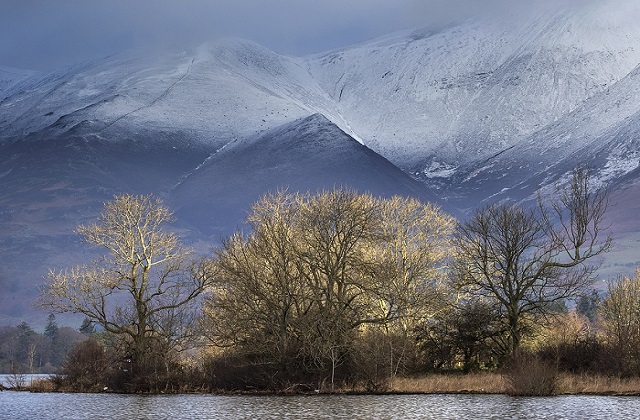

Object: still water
[2,392,640,420]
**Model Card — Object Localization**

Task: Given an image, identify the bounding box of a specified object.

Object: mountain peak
[169,115,442,236]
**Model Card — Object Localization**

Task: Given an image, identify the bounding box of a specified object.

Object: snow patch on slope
[307,2,640,172]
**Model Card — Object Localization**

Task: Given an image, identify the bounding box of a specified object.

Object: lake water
[1,392,640,419]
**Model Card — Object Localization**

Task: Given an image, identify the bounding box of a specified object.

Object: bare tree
[39,194,211,373]
[292,189,381,375]
[205,190,381,385]
[203,191,304,372]
[369,196,455,378]
[375,196,455,329]
[600,269,640,374]
[204,189,456,389]
[453,168,611,358]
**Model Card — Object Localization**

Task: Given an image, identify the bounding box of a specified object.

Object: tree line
[35,167,637,393]
[0,314,87,374]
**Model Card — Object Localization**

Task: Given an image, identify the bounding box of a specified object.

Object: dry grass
[20,372,640,395]
[26,378,58,393]
[558,373,640,395]
[390,372,640,395]
[390,373,506,394]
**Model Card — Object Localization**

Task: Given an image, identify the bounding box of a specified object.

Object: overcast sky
[1,0,570,71]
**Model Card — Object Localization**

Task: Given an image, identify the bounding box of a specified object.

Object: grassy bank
[557,374,640,395]
[390,373,505,394]
[390,373,640,396]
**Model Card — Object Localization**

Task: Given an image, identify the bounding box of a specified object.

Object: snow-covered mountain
[2,0,640,325]
[308,1,640,175]
[445,61,640,208]
[4,1,639,190]
[0,39,358,150]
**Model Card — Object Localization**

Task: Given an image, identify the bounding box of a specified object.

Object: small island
[3,170,638,397]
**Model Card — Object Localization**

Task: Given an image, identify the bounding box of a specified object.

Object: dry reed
[26,377,57,393]
[390,373,506,394]
[557,374,640,395]
[390,372,640,395]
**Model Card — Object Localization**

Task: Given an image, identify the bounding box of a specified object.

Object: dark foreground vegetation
[7,167,638,396]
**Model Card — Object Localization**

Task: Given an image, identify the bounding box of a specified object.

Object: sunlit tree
[600,269,640,374]
[204,189,456,388]
[39,194,211,379]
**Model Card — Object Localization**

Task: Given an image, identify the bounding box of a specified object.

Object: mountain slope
[307,1,640,176]
[0,40,357,150]
[169,114,444,237]
[447,61,640,208]
[0,135,208,325]
[0,66,36,100]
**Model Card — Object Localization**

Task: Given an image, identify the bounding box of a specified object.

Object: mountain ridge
[169,113,445,237]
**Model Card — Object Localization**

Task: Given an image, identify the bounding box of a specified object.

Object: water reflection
[1,392,639,419]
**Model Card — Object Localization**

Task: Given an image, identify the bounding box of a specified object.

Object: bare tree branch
[454,167,611,359]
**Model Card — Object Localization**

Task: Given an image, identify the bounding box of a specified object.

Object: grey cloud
[0,0,592,71]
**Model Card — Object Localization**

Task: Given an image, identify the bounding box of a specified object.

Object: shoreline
[5,372,640,397]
